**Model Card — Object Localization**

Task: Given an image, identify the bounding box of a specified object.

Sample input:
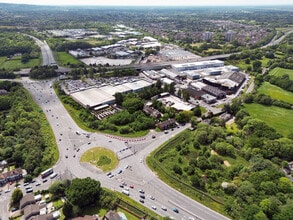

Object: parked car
[161,206,167,211]
[173,208,179,213]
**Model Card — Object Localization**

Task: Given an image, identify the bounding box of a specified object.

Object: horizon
[0,0,292,7]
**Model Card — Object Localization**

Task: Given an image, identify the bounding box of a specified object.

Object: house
[22,204,41,220]
[157,119,176,130]
[103,210,121,220]
[20,194,36,209]
[0,160,8,169]
[0,168,23,186]
[143,105,162,119]
[72,215,98,220]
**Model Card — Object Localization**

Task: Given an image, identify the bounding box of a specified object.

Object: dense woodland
[0,32,39,58]
[151,112,293,219]
[0,81,56,177]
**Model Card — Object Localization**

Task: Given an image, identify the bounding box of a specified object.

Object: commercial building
[70,80,152,109]
[172,60,224,72]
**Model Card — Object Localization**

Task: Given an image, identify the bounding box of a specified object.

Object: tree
[252,60,262,72]
[10,188,23,208]
[65,177,101,208]
[21,53,30,63]
[114,92,123,106]
[62,201,73,219]
[278,177,292,193]
[122,97,144,114]
[49,180,68,199]
[173,164,183,175]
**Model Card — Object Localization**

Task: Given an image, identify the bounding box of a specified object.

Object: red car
[129,185,134,189]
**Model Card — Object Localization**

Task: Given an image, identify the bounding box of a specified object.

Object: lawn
[244,103,293,137]
[80,147,118,172]
[0,56,40,70]
[54,52,82,67]
[258,82,293,104]
[269,67,293,80]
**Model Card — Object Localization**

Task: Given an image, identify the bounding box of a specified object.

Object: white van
[50,173,57,179]
[122,190,129,196]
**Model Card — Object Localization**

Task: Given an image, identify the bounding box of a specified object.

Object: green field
[80,147,118,172]
[54,52,82,66]
[258,82,293,104]
[269,67,293,80]
[0,56,40,70]
[244,103,293,137]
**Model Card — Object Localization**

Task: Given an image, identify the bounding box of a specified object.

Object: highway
[24,34,57,66]
[7,77,229,220]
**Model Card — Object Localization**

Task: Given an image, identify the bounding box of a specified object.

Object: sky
[0,0,291,6]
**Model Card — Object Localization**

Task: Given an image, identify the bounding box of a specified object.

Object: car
[36,183,41,186]
[164,130,168,134]
[149,195,155,200]
[140,195,145,199]
[11,207,18,212]
[139,199,144,203]
[119,185,124,188]
[152,135,156,139]
[109,174,114,178]
[124,187,129,191]
[121,181,127,186]
[129,185,134,188]
[172,208,179,213]
[65,155,68,158]
[4,189,11,193]
[124,165,129,169]
[73,155,76,158]
[106,172,112,176]
[87,142,91,145]
[23,182,29,186]
[76,148,80,152]
[117,169,122,174]
[42,179,48,183]
[161,206,167,211]
[139,189,145,194]
[151,206,157,210]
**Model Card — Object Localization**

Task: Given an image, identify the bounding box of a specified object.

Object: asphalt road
[24,34,56,66]
[5,77,228,220]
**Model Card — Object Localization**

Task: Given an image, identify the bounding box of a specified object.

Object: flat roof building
[70,80,152,109]
[172,60,224,72]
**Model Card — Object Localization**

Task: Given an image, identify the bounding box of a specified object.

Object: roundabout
[80,147,118,172]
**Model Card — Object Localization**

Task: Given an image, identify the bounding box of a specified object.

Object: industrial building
[70,80,152,109]
[172,60,224,72]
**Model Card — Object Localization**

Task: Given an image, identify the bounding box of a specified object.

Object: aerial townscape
[0,1,293,220]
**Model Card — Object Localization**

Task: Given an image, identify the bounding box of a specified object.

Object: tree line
[0,81,56,177]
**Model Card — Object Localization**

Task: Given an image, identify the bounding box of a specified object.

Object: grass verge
[54,52,82,67]
[80,147,118,172]
[0,56,41,70]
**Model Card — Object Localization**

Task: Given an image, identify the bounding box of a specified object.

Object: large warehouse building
[70,80,152,109]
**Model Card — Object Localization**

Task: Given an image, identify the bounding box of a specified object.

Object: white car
[161,206,167,211]
[152,206,157,210]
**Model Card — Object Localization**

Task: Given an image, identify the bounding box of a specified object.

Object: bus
[41,168,53,179]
